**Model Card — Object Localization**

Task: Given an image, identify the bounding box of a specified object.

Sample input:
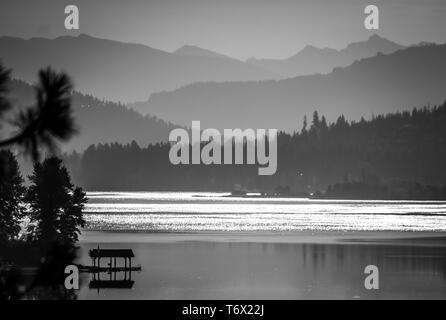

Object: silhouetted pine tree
[26,157,87,247]
[0,151,25,245]
[0,63,77,161]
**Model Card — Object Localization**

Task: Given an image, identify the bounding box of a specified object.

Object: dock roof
[89,248,135,258]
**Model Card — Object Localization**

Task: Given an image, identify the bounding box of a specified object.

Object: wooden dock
[80,246,142,290]
[78,265,141,273]
[88,247,138,271]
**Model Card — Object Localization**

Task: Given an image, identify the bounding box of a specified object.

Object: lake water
[74,192,446,299]
[77,236,446,299]
[84,192,446,232]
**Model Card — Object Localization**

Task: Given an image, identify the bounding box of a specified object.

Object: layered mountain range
[0,34,275,103]
[1,33,445,144]
[135,42,446,131]
[246,34,405,77]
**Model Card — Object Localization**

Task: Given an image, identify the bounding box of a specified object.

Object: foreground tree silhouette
[26,157,87,248]
[0,63,77,161]
[0,63,82,300]
[0,150,25,245]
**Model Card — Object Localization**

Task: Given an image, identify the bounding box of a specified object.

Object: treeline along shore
[64,101,446,200]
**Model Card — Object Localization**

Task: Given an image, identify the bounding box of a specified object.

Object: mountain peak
[175,44,198,51]
[53,33,99,42]
[78,33,93,39]
[366,34,397,45]
[368,33,384,41]
[301,45,319,52]
[173,45,234,60]
[343,34,405,55]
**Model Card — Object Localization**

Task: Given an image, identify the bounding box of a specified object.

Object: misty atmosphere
[1,0,446,302]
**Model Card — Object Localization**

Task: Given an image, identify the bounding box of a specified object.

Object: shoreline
[79,229,446,246]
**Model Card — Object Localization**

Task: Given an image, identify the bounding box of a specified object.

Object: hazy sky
[1,0,445,60]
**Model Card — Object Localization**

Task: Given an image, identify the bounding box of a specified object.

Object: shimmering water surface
[84,192,446,232]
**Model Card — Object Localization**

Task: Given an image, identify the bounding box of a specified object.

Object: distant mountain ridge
[173,45,235,60]
[138,43,446,132]
[247,34,406,77]
[0,34,275,103]
[0,34,411,105]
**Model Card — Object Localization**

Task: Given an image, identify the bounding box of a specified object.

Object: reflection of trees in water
[299,242,446,279]
[0,266,22,300]
[1,243,82,300]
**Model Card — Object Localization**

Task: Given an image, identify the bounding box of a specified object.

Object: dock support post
[129,258,132,281]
